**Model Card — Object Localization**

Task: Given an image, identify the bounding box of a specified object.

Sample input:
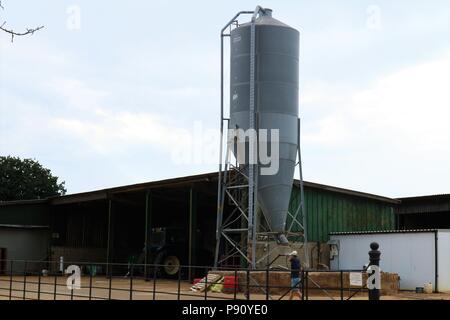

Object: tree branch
[0,0,44,42]
[0,24,44,42]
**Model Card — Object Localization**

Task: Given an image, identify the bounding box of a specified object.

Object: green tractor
[129,227,187,278]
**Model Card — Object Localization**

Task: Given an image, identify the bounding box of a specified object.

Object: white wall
[438,230,450,292]
[330,232,436,291]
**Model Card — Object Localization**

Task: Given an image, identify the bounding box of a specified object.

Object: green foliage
[0,156,66,201]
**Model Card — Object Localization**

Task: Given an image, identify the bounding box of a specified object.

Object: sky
[0,0,449,198]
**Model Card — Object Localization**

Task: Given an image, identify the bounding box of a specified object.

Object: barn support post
[144,190,152,280]
[48,205,55,269]
[188,187,198,281]
[106,198,115,278]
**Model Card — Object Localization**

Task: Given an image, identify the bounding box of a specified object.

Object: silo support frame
[214,8,256,269]
[215,6,255,234]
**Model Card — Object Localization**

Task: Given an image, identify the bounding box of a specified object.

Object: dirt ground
[0,276,449,300]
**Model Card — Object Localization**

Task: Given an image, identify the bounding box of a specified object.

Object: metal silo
[215,7,306,269]
[229,10,299,239]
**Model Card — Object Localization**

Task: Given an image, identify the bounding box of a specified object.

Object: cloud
[2,1,450,196]
[302,50,450,196]
[352,51,450,145]
[51,110,190,155]
[45,78,111,112]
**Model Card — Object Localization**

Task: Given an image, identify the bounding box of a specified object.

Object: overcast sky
[1,0,449,198]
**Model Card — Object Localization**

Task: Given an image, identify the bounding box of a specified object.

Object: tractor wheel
[162,255,181,278]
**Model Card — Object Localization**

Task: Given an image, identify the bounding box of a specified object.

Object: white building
[329,229,450,292]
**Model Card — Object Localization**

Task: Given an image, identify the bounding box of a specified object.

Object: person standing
[289,250,302,300]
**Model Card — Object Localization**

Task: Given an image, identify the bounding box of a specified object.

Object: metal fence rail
[0,259,368,301]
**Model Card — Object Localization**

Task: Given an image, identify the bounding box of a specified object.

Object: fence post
[53,273,57,300]
[301,270,305,301]
[9,260,13,300]
[38,271,41,300]
[340,270,344,301]
[234,268,238,300]
[108,265,112,300]
[129,263,134,301]
[152,266,157,300]
[23,261,27,300]
[204,267,208,301]
[89,267,93,301]
[305,271,309,300]
[177,266,182,301]
[246,269,250,300]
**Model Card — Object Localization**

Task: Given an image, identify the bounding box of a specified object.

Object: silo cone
[229,9,299,244]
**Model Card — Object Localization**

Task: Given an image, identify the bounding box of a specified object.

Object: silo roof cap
[262,8,273,17]
[239,11,296,30]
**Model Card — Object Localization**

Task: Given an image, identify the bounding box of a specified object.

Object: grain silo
[215,7,306,269]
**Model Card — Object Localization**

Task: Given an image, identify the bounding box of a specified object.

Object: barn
[0,172,398,276]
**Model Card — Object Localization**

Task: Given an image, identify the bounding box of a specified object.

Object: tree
[0,0,44,42]
[0,156,66,201]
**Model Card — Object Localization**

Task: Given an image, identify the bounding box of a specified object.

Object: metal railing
[0,259,368,300]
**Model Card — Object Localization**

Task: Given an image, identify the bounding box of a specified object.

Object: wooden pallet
[191,273,223,292]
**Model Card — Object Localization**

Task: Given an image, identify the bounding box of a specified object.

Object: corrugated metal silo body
[229,11,299,233]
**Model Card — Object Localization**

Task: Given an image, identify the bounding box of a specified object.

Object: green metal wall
[0,203,50,226]
[287,186,395,242]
